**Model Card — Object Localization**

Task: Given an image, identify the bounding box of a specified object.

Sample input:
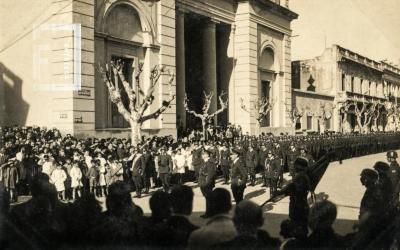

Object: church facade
[0,0,298,137]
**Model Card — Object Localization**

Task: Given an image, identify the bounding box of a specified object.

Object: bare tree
[98,60,175,146]
[240,97,275,125]
[285,102,306,129]
[384,102,396,131]
[371,101,383,132]
[184,91,228,138]
[352,98,375,133]
[340,101,353,133]
[314,103,335,134]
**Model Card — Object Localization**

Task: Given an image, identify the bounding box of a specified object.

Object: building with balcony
[292,45,400,133]
[0,0,298,137]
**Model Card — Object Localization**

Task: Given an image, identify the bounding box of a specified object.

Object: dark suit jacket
[198,159,216,188]
[131,154,145,177]
[264,157,281,179]
[231,158,247,186]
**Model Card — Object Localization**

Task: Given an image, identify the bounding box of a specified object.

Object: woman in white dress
[50,163,67,201]
[174,148,186,185]
[69,162,82,200]
[98,163,106,197]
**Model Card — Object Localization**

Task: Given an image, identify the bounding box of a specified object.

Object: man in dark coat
[219,143,231,184]
[258,144,268,187]
[353,168,384,250]
[141,147,154,194]
[277,157,311,234]
[191,142,203,183]
[387,150,400,204]
[287,143,298,177]
[245,145,257,186]
[157,146,172,193]
[264,150,281,197]
[231,148,247,203]
[198,149,216,218]
[130,148,145,198]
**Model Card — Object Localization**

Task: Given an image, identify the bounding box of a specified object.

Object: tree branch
[98,63,131,122]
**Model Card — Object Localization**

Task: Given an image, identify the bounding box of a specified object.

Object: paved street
[124,150,397,238]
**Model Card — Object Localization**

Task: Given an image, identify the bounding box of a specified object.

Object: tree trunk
[319,122,325,134]
[202,119,206,140]
[130,120,141,147]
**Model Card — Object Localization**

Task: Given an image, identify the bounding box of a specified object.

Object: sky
[290,0,400,65]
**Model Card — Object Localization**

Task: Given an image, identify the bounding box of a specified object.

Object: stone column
[202,19,218,125]
[176,10,186,131]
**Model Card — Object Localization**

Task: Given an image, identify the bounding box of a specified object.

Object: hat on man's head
[387,150,398,159]
[231,148,241,156]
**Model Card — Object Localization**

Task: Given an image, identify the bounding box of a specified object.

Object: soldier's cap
[231,148,241,155]
[360,168,378,180]
[294,157,309,171]
[299,145,307,151]
[373,161,390,173]
[387,151,398,159]
[267,150,274,155]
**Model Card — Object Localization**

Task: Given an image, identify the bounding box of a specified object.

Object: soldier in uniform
[191,142,203,183]
[219,143,231,184]
[258,144,268,187]
[287,143,298,177]
[264,150,281,197]
[299,145,315,167]
[245,145,257,186]
[198,149,217,218]
[230,148,247,203]
[373,162,394,213]
[130,148,145,198]
[387,150,400,204]
[156,146,173,193]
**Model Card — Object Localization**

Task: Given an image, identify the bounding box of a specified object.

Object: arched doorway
[258,47,276,127]
[95,3,145,129]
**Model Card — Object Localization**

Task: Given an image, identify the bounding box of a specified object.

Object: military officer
[264,150,281,197]
[387,150,400,201]
[191,141,203,183]
[230,148,247,203]
[245,144,257,186]
[130,148,145,198]
[198,149,217,218]
[219,142,230,184]
[258,144,268,187]
[156,146,173,193]
[287,143,298,177]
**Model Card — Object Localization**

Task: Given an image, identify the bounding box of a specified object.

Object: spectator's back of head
[170,185,193,215]
[373,161,390,174]
[209,188,232,217]
[308,200,337,231]
[233,200,263,233]
[106,181,133,216]
[150,190,171,221]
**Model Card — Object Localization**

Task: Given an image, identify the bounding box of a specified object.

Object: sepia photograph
[0,0,400,249]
